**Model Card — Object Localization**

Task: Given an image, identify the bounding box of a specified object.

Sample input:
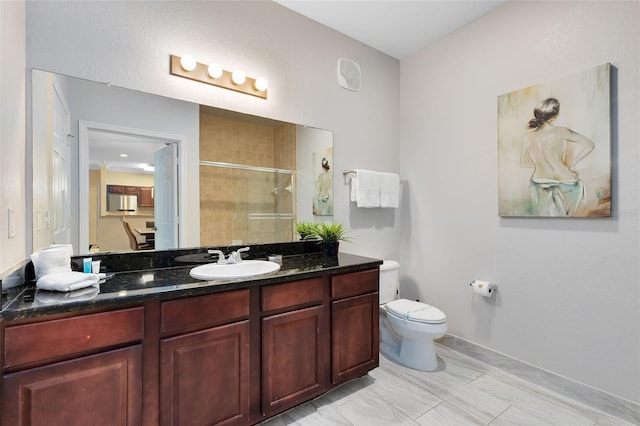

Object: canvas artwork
[313,148,333,216]
[497,63,611,217]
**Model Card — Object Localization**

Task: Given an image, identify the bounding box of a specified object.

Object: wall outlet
[7,208,15,238]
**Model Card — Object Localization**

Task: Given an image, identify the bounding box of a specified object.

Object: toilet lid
[386,299,446,324]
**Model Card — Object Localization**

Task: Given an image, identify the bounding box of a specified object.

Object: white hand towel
[380,172,400,208]
[36,271,100,292]
[36,286,100,305]
[353,169,381,208]
[30,245,73,280]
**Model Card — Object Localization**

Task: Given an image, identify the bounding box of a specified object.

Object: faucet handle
[207,249,226,263]
[229,247,250,263]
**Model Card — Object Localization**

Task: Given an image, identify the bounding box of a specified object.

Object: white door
[154,143,178,250]
[51,83,71,245]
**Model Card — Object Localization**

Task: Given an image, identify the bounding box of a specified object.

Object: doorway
[78,121,186,253]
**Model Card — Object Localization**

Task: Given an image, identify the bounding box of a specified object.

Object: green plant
[314,222,352,243]
[295,221,321,240]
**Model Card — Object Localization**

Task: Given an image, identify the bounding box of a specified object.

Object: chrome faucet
[227,247,250,264]
[207,249,226,264]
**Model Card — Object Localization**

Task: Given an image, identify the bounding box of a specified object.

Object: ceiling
[274,0,507,59]
[88,130,169,175]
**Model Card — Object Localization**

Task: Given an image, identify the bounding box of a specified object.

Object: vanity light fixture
[180,55,197,72]
[231,70,246,85]
[170,54,268,99]
[207,63,223,79]
[254,77,268,92]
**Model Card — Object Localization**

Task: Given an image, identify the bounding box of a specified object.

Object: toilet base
[399,337,438,371]
[379,320,440,371]
[380,336,439,371]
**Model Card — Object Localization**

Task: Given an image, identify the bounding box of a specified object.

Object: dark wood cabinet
[262,305,325,416]
[332,293,379,385]
[0,267,379,426]
[331,269,380,385]
[1,307,144,426]
[260,278,326,417]
[2,346,142,425]
[159,290,250,426]
[107,184,154,207]
[107,184,139,194]
[161,321,250,426]
[107,184,125,194]
[139,186,154,207]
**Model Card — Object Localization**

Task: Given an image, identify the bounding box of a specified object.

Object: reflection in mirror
[79,122,182,254]
[31,70,333,256]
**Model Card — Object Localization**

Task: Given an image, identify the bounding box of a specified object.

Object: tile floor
[261,343,634,426]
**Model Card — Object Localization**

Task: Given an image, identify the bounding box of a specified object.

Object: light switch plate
[7,208,15,238]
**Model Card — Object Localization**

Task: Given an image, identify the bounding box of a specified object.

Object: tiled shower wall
[199,112,296,246]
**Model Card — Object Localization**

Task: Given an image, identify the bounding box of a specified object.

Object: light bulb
[208,63,223,79]
[254,77,268,92]
[180,55,197,71]
[232,70,246,85]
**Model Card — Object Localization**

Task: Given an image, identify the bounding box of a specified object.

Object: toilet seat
[386,299,446,324]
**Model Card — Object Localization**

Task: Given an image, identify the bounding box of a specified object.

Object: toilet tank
[379,260,399,304]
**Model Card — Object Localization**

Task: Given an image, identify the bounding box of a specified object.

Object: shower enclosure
[200,161,295,246]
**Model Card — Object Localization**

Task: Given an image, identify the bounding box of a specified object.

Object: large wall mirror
[31,70,334,256]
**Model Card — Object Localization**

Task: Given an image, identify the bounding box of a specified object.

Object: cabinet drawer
[161,289,249,334]
[261,278,323,312]
[331,269,379,299]
[4,307,144,369]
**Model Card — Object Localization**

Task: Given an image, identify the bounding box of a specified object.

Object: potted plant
[295,221,321,240]
[315,222,351,257]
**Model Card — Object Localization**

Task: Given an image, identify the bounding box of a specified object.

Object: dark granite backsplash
[24,241,324,280]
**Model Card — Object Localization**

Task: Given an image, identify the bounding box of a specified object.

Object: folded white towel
[352,169,381,208]
[36,286,100,305]
[31,245,73,280]
[36,271,100,292]
[380,172,400,208]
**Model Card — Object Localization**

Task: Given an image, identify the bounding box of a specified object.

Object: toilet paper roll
[471,280,496,297]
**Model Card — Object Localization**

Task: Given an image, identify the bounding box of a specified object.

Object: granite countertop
[1,250,382,322]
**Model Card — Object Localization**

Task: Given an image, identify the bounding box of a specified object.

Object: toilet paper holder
[469,280,498,295]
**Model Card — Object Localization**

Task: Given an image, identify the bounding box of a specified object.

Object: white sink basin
[190,260,281,280]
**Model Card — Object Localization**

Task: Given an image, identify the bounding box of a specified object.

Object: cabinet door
[332,292,379,385]
[2,346,142,426]
[262,305,324,417]
[161,321,249,426]
[107,184,124,194]
[139,186,154,207]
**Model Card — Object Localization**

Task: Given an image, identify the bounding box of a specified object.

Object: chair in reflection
[123,220,154,251]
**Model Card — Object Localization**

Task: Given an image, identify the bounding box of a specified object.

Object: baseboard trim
[439,334,640,425]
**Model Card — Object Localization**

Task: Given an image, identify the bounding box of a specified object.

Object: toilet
[379,260,447,371]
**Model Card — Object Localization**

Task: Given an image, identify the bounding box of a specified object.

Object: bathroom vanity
[0,245,381,425]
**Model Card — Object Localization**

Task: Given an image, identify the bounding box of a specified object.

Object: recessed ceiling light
[120,154,128,157]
